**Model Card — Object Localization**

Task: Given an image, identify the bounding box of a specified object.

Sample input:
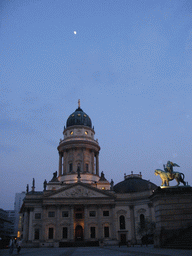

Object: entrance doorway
[120,234,126,244]
[75,225,84,241]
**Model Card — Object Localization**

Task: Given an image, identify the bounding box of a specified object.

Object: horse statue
[155,169,186,186]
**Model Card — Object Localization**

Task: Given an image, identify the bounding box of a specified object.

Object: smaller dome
[66,107,92,128]
[114,176,157,193]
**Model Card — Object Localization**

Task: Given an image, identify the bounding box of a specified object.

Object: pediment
[116,210,127,215]
[137,208,146,214]
[48,184,112,199]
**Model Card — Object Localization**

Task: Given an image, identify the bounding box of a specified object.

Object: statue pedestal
[150,186,192,248]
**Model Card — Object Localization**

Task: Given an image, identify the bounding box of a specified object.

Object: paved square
[1,246,192,256]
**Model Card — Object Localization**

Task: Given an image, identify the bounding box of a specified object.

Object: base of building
[22,239,119,248]
[151,186,192,248]
[59,240,99,247]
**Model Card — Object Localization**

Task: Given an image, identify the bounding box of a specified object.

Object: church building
[20,101,157,247]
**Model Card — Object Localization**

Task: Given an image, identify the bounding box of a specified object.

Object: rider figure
[163,161,180,179]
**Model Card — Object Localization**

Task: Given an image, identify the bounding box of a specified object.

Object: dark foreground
[0,245,192,256]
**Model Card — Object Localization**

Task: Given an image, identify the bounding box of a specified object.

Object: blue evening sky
[1,0,192,209]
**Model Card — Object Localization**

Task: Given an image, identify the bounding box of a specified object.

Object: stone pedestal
[150,186,192,248]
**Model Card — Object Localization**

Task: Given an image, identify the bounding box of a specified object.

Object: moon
[74,31,77,34]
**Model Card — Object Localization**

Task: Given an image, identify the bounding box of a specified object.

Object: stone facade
[21,185,155,246]
[20,103,157,247]
[150,186,192,247]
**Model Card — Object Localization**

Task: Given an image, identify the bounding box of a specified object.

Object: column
[59,152,63,176]
[70,206,74,240]
[91,151,94,174]
[129,205,136,244]
[84,205,88,240]
[82,148,85,173]
[148,202,153,221]
[28,209,34,241]
[96,153,99,176]
[23,210,29,241]
[64,150,67,174]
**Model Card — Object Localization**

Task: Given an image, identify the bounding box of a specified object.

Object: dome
[66,107,92,128]
[113,176,157,193]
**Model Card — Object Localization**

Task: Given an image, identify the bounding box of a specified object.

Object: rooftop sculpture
[155,161,186,187]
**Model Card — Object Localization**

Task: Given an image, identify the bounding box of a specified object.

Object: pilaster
[111,205,116,239]
[55,206,61,241]
[70,206,74,240]
[28,208,34,241]
[97,206,102,239]
[84,205,88,239]
[23,210,29,241]
[129,205,136,244]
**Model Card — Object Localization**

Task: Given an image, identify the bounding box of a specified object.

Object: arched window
[48,227,54,239]
[140,214,145,229]
[104,226,109,238]
[34,228,39,240]
[63,227,68,239]
[86,163,89,173]
[69,163,73,173]
[119,215,125,230]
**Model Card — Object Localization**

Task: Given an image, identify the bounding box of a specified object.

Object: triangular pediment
[47,183,114,199]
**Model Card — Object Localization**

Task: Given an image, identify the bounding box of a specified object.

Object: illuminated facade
[21,102,157,247]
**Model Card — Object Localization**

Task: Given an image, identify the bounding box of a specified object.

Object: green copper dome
[66,107,92,128]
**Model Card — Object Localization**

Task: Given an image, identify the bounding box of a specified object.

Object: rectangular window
[86,163,89,172]
[34,228,39,240]
[89,211,96,217]
[62,211,69,217]
[63,227,68,239]
[35,213,41,219]
[90,227,95,238]
[48,211,55,217]
[104,226,109,238]
[103,211,109,216]
[48,228,54,239]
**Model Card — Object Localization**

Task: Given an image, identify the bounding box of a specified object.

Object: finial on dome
[78,99,80,108]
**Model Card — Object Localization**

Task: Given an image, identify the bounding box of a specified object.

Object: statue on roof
[26,184,29,193]
[43,179,47,191]
[99,171,107,181]
[163,161,180,179]
[50,171,58,182]
[77,166,81,178]
[155,161,186,187]
[32,178,35,192]
[110,179,114,190]
[77,165,81,182]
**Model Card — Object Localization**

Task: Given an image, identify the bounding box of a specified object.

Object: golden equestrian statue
[155,161,186,186]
